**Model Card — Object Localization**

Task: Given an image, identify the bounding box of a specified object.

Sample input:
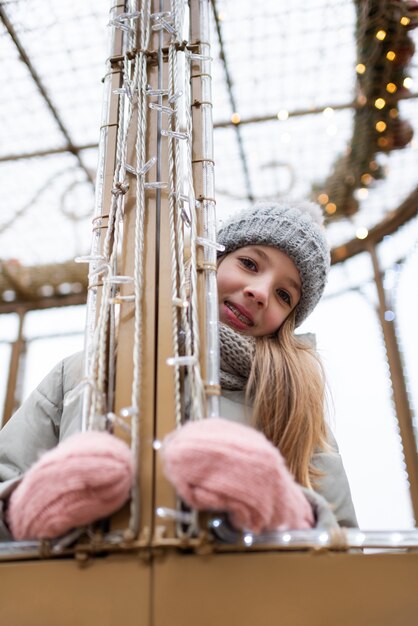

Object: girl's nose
[243,281,269,307]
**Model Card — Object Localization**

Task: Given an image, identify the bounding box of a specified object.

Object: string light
[376,120,387,132]
[161,129,189,140]
[166,355,198,367]
[120,406,138,418]
[277,109,289,121]
[318,193,329,204]
[385,310,396,322]
[156,507,195,524]
[196,236,225,252]
[403,77,413,89]
[325,202,337,215]
[386,82,397,94]
[378,136,389,148]
[389,108,398,119]
[376,29,387,41]
[369,160,379,171]
[356,227,369,240]
[210,519,418,549]
[356,63,366,74]
[356,188,369,200]
[323,106,334,117]
[361,173,373,185]
[375,98,386,109]
[400,16,411,26]
[386,50,396,61]
[231,112,241,124]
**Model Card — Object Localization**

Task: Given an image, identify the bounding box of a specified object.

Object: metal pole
[2,309,26,426]
[80,1,125,431]
[368,241,418,522]
[190,0,221,418]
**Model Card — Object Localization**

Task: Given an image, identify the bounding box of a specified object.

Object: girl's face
[217,245,301,337]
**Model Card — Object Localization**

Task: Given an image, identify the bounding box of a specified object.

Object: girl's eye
[239,257,257,271]
[277,289,291,306]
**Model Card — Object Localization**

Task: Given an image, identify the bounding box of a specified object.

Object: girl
[0,200,357,540]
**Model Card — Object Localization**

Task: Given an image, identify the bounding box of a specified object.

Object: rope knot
[111,181,130,196]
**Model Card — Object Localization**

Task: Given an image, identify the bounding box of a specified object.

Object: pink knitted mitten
[161,418,314,533]
[7,431,133,540]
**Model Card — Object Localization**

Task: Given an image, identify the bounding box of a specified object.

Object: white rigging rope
[72,0,216,540]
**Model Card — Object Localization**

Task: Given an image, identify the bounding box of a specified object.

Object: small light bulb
[390,532,403,544]
[385,310,395,322]
[376,29,387,40]
[325,202,337,215]
[277,109,289,121]
[375,120,387,132]
[318,532,329,545]
[318,193,329,205]
[386,82,397,94]
[323,106,334,118]
[356,227,369,240]
[361,173,373,185]
[356,188,369,200]
[389,108,398,119]
[386,50,396,61]
[375,98,386,109]
[354,531,366,545]
[403,77,413,89]
[356,63,366,74]
[400,16,411,26]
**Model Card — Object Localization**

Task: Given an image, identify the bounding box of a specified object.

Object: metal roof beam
[214,92,418,129]
[0,6,94,185]
[210,0,254,201]
[0,142,99,163]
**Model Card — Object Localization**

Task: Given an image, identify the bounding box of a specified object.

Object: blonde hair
[246,311,328,489]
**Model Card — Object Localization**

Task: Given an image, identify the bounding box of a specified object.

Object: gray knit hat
[217,201,330,326]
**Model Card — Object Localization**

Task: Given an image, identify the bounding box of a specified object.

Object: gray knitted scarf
[219,323,255,391]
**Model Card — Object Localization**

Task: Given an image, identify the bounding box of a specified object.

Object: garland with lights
[315,0,418,220]
[0,259,88,312]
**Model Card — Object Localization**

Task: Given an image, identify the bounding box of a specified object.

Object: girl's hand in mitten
[7,431,133,540]
[160,418,314,533]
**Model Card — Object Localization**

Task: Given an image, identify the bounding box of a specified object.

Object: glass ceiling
[1,0,417,269]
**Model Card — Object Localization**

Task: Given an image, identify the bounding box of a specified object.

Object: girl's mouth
[224,301,254,328]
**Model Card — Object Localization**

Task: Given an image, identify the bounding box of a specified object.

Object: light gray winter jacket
[0,352,357,539]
